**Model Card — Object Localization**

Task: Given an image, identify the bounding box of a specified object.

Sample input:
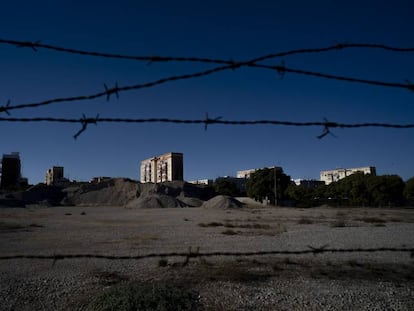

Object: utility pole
[274,167,277,206]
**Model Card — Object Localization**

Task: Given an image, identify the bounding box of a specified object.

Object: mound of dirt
[126,194,185,209]
[4,184,66,206]
[129,181,214,208]
[0,198,26,208]
[136,181,215,201]
[202,195,244,209]
[63,178,138,206]
[1,179,215,208]
[176,195,204,207]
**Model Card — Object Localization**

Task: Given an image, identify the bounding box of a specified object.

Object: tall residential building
[140,152,183,183]
[0,152,21,189]
[320,166,376,185]
[45,166,64,185]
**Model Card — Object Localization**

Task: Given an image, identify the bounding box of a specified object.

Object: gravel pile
[63,178,138,206]
[126,194,186,208]
[202,195,244,209]
[1,180,215,208]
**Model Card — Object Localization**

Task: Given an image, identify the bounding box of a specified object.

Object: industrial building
[45,166,65,185]
[140,152,183,183]
[0,152,22,189]
[320,166,376,185]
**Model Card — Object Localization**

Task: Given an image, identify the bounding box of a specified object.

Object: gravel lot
[0,205,413,310]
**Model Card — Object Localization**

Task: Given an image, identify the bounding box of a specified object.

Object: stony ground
[0,205,413,310]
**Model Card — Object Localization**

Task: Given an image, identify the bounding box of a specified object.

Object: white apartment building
[140,152,183,183]
[320,166,376,185]
[236,169,259,179]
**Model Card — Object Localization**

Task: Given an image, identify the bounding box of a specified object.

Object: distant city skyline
[1,1,413,184]
[0,150,388,186]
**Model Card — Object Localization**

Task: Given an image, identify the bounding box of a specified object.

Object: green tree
[367,175,405,207]
[336,172,371,206]
[214,178,240,196]
[404,177,414,205]
[246,167,291,205]
[324,173,404,207]
[285,184,315,207]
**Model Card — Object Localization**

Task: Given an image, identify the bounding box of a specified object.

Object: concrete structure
[320,166,376,185]
[188,179,213,186]
[90,176,111,184]
[237,169,258,179]
[45,166,64,185]
[237,166,282,179]
[0,152,21,189]
[140,152,183,183]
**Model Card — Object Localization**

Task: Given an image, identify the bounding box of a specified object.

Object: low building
[45,166,65,185]
[188,179,213,186]
[140,152,183,183]
[236,169,259,179]
[0,152,21,189]
[90,176,111,184]
[320,166,376,185]
[237,166,282,179]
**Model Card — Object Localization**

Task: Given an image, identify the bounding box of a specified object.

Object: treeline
[213,167,414,208]
[287,173,414,208]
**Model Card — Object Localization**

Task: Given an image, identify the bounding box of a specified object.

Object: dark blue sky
[1,0,414,183]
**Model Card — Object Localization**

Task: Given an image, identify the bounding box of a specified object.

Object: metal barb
[317,119,338,139]
[405,80,414,92]
[0,100,11,115]
[204,113,222,130]
[73,114,99,139]
[52,254,64,267]
[308,244,329,255]
[147,55,163,65]
[183,246,197,266]
[17,40,40,51]
[276,60,286,79]
[229,59,242,71]
[104,83,120,101]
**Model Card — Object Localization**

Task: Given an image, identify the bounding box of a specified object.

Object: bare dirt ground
[0,205,413,310]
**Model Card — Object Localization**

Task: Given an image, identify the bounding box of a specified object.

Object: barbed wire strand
[1,115,413,139]
[2,63,413,114]
[1,116,414,128]
[0,247,413,264]
[1,38,414,65]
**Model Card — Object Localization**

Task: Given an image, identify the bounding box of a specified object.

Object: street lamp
[274,167,277,206]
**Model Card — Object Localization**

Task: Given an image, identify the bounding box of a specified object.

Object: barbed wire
[0,246,412,266]
[1,40,414,114]
[1,115,413,139]
[1,38,414,65]
[1,64,413,114]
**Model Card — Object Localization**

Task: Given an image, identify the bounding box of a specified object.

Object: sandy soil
[0,205,413,310]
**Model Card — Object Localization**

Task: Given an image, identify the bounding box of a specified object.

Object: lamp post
[274,167,277,206]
